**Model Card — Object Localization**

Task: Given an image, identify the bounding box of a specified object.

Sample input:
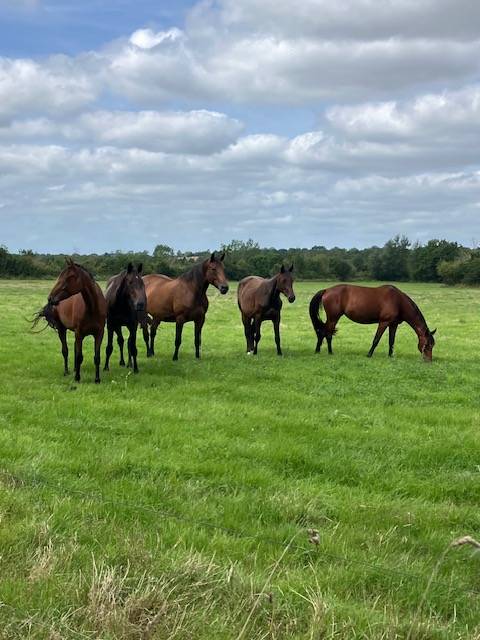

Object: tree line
[1,236,479,285]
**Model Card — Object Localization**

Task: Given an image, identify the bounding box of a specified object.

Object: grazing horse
[104,263,146,374]
[237,264,295,355]
[309,284,436,361]
[142,252,229,360]
[33,259,107,382]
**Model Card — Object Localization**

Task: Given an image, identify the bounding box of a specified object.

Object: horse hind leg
[253,317,262,355]
[149,319,159,357]
[104,324,114,371]
[325,319,338,355]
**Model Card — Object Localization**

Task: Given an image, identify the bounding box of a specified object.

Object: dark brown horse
[104,263,146,373]
[142,252,229,360]
[237,265,295,355]
[309,284,436,360]
[33,259,107,382]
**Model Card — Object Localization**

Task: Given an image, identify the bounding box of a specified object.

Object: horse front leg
[127,322,139,373]
[388,323,398,357]
[367,322,388,358]
[94,328,103,383]
[104,323,114,371]
[58,325,69,375]
[273,312,282,356]
[194,316,205,359]
[173,318,185,361]
[253,316,262,355]
[115,327,125,366]
[74,333,84,382]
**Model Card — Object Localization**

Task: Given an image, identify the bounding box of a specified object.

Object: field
[0,279,479,639]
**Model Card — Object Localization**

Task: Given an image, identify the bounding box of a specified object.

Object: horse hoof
[95,379,100,384]
[119,361,125,367]
[103,366,109,371]
[133,368,139,374]
[247,351,253,356]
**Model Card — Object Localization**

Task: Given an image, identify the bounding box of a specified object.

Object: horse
[104,263,147,374]
[309,284,436,361]
[32,259,107,382]
[142,252,229,361]
[237,264,295,355]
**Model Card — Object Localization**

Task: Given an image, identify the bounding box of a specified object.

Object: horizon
[1,1,480,252]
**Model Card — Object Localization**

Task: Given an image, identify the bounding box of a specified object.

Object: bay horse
[237,264,295,355]
[104,263,146,374]
[33,259,107,382]
[309,284,436,361]
[142,252,229,360]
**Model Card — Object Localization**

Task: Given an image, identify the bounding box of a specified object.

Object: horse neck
[265,274,279,303]
[78,271,99,315]
[404,295,428,337]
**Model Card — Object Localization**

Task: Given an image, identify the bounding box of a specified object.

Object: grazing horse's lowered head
[278,264,295,303]
[205,252,229,294]
[418,327,436,362]
[48,258,91,306]
[122,262,147,322]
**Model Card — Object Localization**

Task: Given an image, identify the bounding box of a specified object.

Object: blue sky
[1,0,480,253]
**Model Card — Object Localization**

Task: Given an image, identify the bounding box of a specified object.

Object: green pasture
[0,279,479,639]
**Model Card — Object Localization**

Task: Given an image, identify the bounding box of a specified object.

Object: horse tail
[309,290,326,338]
[31,303,59,333]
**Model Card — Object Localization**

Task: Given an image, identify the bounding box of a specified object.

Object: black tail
[309,290,326,339]
[31,303,59,333]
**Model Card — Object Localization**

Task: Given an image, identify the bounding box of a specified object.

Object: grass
[0,279,479,639]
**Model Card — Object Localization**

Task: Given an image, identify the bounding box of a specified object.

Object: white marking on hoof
[247,351,253,356]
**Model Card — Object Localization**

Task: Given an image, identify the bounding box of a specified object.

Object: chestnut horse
[309,284,436,361]
[104,263,146,373]
[237,264,295,355]
[33,259,107,382]
[142,252,229,360]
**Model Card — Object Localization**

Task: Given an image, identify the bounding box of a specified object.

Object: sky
[1,0,480,253]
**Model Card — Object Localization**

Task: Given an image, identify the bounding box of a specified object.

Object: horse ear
[127,262,133,273]
[65,256,74,266]
[280,264,285,273]
[137,263,143,274]
[219,252,225,262]
[431,328,437,336]
[289,263,294,272]
[210,252,216,262]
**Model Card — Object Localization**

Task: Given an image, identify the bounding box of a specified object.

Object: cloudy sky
[1,0,480,252]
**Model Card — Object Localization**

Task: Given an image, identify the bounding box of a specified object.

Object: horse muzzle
[219,284,229,295]
[288,295,296,303]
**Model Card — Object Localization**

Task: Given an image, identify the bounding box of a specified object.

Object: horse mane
[73,262,96,282]
[179,260,206,287]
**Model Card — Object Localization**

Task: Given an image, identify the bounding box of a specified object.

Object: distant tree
[331,257,353,281]
[153,244,174,257]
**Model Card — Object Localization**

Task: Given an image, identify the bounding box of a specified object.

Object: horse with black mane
[32,259,107,382]
[237,264,295,355]
[309,284,436,361]
[104,262,146,373]
[142,252,229,360]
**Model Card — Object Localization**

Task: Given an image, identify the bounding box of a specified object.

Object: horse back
[238,276,270,316]
[144,273,201,320]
